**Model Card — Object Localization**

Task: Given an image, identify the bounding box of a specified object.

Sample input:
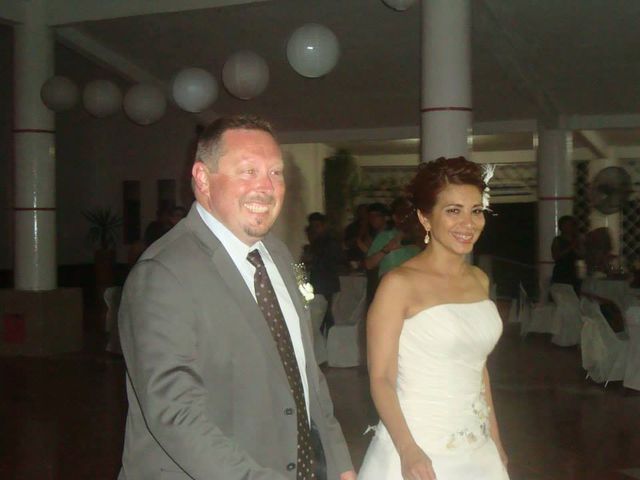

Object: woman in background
[551,215,582,292]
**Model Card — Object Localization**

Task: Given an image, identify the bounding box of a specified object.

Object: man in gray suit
[118,115,355,480]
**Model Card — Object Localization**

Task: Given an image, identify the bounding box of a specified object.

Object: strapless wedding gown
[359,300,510,479]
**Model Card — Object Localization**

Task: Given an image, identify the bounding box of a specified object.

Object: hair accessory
[424,230,430,245]
[481,164,496,210]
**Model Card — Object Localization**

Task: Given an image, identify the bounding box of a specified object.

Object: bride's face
[418,183,485,255]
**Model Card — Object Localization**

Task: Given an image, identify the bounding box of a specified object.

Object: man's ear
[192,162,210,194]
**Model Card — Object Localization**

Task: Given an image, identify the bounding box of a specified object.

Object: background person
[301,212,346,335]
[550,215,582,293]
[364,197,422,279]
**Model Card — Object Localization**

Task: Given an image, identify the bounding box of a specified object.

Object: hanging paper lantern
[381,0,417,11]
[286,23,340,78]
[123,83,167,126]
[40,76,79,112]
[222,51,269,100]
[171,67,218,113]
[83,79,122,118]
[194,108,221,127]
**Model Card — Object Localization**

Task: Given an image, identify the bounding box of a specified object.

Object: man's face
[368,211,387,232]
[199,129,285,245]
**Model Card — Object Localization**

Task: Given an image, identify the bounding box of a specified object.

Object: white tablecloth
[581,278,635,313]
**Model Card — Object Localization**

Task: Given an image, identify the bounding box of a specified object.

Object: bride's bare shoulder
[469,265,490,292]
[379,263,430,294]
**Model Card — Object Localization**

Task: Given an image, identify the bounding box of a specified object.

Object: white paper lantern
[222,51,269,100]
[286,24,340,78]
[381,0,417,11]
[123,84,167,126]
[40,76,79,112]
[83,79,122,118]
[194,108,221,127]
[172,68,218,113]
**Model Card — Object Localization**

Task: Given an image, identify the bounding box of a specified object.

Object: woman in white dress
[359,157,509,480]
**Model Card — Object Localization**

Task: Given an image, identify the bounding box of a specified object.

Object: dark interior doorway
[475,202,537,298]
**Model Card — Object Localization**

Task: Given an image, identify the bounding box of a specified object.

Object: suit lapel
[210,249,292,387]
[185,204,291,391]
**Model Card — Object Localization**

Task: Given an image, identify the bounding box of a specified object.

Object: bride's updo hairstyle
[406,156,486,215]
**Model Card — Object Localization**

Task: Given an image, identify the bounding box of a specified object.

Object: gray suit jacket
[118,204,352,479]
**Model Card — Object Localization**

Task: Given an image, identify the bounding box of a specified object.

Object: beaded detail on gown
[359,300,510,479]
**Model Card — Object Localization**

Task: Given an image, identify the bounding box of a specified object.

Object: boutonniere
[293,262,314,307]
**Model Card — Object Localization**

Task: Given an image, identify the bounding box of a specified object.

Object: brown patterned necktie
[247,249,316,480]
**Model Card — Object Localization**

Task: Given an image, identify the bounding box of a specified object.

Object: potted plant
[323,149,361,231]
[83,208,123,305]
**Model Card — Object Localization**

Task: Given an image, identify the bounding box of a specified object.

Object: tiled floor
[1,307,639,479]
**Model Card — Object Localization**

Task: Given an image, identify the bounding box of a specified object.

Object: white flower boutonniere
[293,262,315,307]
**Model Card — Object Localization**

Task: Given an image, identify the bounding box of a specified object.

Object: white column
[537,128,573,302]
[13,0,57,291]
[421,0,472,162]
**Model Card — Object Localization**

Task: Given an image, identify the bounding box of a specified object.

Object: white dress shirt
[196,203,310,422]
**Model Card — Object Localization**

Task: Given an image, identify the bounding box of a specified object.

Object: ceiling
[4,0,640,148]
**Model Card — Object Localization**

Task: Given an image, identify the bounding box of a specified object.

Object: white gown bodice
[359,300,509,479]
[394,300,502,453]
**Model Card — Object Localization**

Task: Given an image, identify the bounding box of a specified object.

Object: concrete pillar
[421,0,472,162]
[13,0,56,291]
[537,128,573,302]
[1,1,83,356]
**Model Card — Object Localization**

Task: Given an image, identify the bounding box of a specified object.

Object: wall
[0,36,199,269]
[0,28,330,270]
[275,142,329,260]
[55,44,197,265]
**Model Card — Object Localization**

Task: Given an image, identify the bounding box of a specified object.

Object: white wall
[0,31,332,270]
[356,153,418,168]
[274,143,330,260]
[55,43,198,265]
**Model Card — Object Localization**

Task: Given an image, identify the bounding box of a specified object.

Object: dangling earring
[424,230,430,245]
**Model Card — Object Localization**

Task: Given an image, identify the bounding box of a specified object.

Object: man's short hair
[307,212,327,224]
[368,202,389,216]
[195,114,275,170]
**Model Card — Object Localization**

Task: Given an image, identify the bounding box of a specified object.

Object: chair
[308,294,328,365]
[326,275,367,367]
[507,298,519,323]
[580,297,628,386]
[508,282,531,323]
[520,284,556,337]
[623,306,640,392]
[549,283,582,347]
[104,286,123,354]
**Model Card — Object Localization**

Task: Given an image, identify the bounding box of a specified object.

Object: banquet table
[581,277,636,313]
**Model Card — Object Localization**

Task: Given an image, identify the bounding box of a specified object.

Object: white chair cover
[623,306,640,391]
[582,277,634,314]
[550,283,582,347]
[104,286,122,354]
[507,298,519,323]
[520,284,556,337]
[327,275,367,367]
[308,294,328,365]
[580,297,628,386]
